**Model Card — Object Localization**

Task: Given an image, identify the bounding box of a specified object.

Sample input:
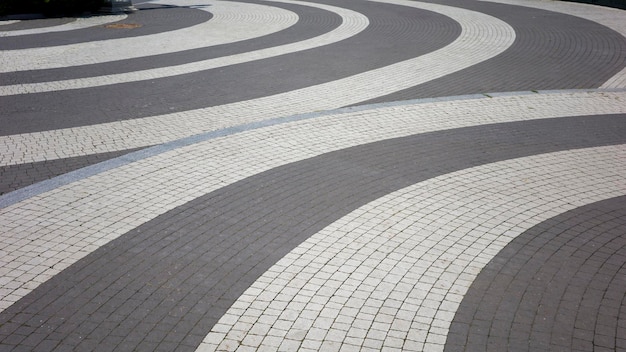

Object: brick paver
[0,0,295,72]
[0,0,366,96]
[0,148,143,195]
[0,0,625,351]
[486,0,626,88]
[1,91,625,351]
[0,1,342,89]
[362,0,626,105]
[199,145,626,352]
[445,196,626,351]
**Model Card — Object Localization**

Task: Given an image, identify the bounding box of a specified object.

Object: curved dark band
[0,114,625,351]
[445,196,626,352]
[359,0,626,105]
[0,0,341,84]
[0,4,212,51]
[0,148,144,196]
[0,17,74,31]
[0,0,461,135]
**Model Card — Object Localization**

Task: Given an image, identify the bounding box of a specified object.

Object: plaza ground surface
[1,0,626,350]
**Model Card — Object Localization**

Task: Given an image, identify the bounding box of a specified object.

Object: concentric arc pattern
[0,0,625,351]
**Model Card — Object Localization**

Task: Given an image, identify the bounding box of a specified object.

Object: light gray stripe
[2,113,624,351]
[1,88,624,209]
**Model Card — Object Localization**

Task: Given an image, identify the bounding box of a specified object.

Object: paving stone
[0,1,292,73]
[0,4,206,50]
[0,0,337,85]
[0,0,493,162]
[0,0,410,134]
[2,0,626,351]
[0,148,144,195]
[444,196,626,351]
[201,145,619,350]
[362,0,626,105]
[4,115,625,350]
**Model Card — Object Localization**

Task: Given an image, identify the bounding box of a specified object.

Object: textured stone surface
[445,196,626,352]
[1,0,626,350]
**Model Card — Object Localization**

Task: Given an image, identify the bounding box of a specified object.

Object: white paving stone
[0,0,369,96]
[0,0,515,166]
[0,0,297,72]
[0,90,624,311]
[197,145,626,351]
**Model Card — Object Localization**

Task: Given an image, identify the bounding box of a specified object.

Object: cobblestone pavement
[0,0,625,351]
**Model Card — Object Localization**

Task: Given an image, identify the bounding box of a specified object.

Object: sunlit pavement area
[1,0,626,350]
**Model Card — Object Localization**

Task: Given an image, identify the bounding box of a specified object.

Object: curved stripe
[0,0,514,164]
[0,4,213,51]
[0,21,20,26]
[362,0,626,105]
[198,145,626,351]
[1,118,625,350]
[482,0,626,89]
[0,92,625,311]
[0,97,626,346]
[0,15,127,37]
[0,0,298,73]
[444,196,626,351]
[0,1,623,349]
[0,1,338,84]
[0,0,369,96]
[3,89,625,206]
[0,148,144,196]
[0,0,454,136]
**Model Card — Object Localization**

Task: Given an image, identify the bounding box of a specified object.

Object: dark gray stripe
[0,114,625,351]
[0,147,144,196]
[0,0,461,135]
[564,0,626,10]
[358,0,626,105]
[0,17,73,32]
[444,196,626,352]
[0,4,211,51]
[0,0,339,84]
[0,90,565,208]
[0,90,514,209]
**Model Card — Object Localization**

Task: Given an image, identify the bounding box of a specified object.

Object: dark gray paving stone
[0,147,144,196]
[444,196,626,352]
[0,0,461,135]
[358,0,626,105]
[0,4,211,51]
[0,17,73,32]
[0,114,625,351]
[0,0,340,84]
